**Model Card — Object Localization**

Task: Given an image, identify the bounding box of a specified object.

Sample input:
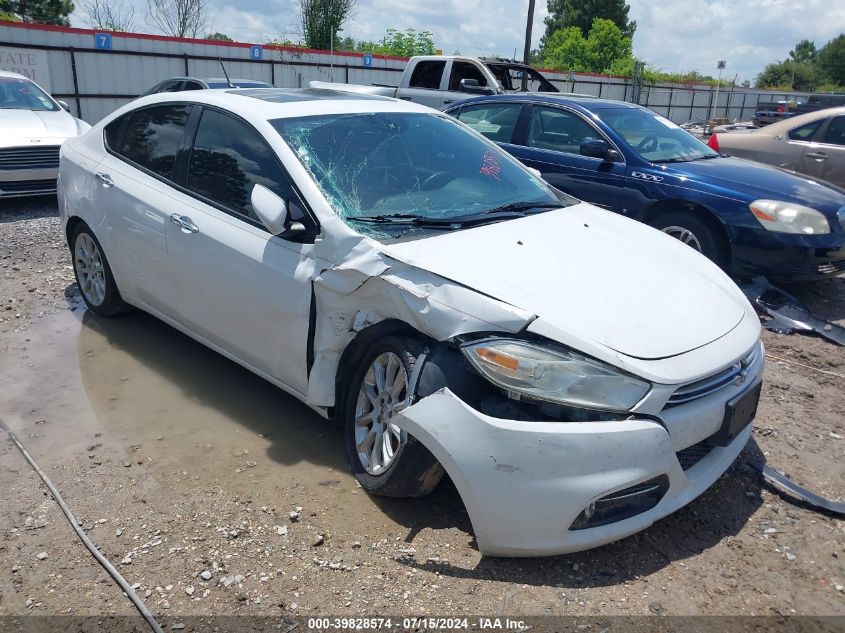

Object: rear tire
[70,223,130,317]
[649,210,729,269]
[342,335,444,497]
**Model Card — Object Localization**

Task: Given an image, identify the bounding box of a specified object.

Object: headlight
[461,338,650,412]
[750,199,830,235]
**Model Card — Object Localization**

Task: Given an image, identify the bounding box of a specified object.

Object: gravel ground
[0,196,843,622]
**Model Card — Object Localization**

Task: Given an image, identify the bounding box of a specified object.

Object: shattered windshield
[597,108,718,163]
[271,112,564,236]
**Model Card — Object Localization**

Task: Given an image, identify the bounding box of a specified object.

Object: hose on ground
[0,417,164,633]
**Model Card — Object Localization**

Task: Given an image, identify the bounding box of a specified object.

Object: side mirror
[580,139,618,161]
[459,78,496,95]
[251,184,307,237]
[57,100,70,112]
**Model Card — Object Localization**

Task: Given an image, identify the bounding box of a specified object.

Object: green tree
[0,0,74,25]
[541,0,635,54]
[206,32,232,41]
[817,34,845,86]
[789,39,817,64]
[755,60,817,91]
[543,18,631,74]
[299,0,356,50]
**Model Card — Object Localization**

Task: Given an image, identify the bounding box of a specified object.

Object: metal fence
[1,21,811,125]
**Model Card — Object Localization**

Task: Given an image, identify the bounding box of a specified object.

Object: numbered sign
[94,33,112,50]
[250,45,263,60]
[362,53,373,68]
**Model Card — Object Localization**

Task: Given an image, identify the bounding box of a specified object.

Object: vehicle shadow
[72,291,764,587]
[0,195,59,222]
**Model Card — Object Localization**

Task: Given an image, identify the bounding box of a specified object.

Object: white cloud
[70,0,845,81]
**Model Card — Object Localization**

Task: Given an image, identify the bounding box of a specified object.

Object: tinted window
[788,120,822,141]
[187,109,296,221]
[104,116,125,150]
[120,105,191,179]
[527,106,600,154]
[408,61,445,89]
[449,62,488,91]
[456,103,521,143]
[822,116,845,146]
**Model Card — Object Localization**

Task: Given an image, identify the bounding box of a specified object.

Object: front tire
[649,210,729,269]
[342,335,444,497]
[70,223,130,316]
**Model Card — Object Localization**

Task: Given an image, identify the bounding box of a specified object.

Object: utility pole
[521,0,535,90]
[708,60,726,133]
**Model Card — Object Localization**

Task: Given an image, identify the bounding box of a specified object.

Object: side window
[455,103,522,143]
[183,81,204,91]
[119,105,191,179]
[408,61,446,89]
[449,62,488,91]
[104,115,126,151]
[159,80,185,93]
[526,106,600,154]
[187,108,299,223]
[821,116,845,146]
[788,120,822,141]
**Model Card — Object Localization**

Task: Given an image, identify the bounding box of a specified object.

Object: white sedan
[1,70,90,198]
[58,88,763,556]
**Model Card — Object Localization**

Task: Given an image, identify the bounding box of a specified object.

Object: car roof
[449,93,642,111]
[123,87,434,122]
[760,106,845,134]
[0,69,30,80]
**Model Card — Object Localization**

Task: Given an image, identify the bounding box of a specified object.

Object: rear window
[119,105,192,180]
[409,61,445,89]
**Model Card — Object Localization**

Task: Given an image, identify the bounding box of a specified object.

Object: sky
[70,0,845,83]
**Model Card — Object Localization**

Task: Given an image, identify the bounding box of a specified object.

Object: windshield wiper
[477,200,562,215]
[348,213,459,227]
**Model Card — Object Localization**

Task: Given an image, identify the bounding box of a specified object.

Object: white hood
[384,203,748,360]
[0,108,88,146]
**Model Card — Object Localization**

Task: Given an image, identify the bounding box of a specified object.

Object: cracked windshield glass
[271,112,566,238]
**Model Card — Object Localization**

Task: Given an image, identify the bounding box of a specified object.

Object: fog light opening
[569,475,670,530]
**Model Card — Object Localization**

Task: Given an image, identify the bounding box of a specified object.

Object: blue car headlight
[750,199,831,235]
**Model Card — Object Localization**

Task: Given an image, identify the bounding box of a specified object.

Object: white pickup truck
[312,55,560,109]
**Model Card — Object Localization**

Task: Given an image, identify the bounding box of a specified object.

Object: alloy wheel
[661,225,703,252]
[354,351,409,475]
[74,233,107,306]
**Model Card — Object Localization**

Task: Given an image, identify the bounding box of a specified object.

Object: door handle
[169,213,199,233]
[806,152,828,160]
[95,172,113,187]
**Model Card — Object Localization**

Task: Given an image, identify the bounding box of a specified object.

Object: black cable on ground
[0,417,164,633]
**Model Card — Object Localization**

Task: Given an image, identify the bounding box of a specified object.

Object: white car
[0,70,90,198]
[58,88,763,557]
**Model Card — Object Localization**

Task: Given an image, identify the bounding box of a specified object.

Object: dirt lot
[0,197,843,624]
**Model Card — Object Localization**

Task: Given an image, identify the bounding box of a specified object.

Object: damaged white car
[58,88,763,556]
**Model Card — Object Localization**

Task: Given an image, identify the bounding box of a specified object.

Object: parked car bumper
[729,226,845,281]
[393,344,763,557]
[0,145,61,198]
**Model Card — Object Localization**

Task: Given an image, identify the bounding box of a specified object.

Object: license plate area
[707,381,762,447]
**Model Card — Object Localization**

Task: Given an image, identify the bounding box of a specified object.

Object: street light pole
[709,60,726,133]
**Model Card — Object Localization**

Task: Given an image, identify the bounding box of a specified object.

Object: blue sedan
[444,95,845,281]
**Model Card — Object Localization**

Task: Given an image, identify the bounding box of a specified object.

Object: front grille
[0,179,57,195]
[0,146,61,171]
[818,260,845,275]
[676,442,714,470]
[665,346,758,408]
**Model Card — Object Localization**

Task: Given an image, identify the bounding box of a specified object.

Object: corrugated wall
[0,21,812,125]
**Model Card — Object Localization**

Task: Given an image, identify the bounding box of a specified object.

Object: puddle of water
[0,305,404,532]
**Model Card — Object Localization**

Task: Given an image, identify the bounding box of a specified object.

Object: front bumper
[729,225,845,281]
[393,342,764,557]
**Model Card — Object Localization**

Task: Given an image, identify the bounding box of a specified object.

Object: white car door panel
[161,107,318,394]
[163,195,316,393]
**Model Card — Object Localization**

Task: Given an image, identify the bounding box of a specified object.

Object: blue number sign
[250,45,263,60]
[94,33,112,50]
[362,53,373,67]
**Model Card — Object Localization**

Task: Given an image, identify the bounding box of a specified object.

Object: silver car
[0,70,90,198]
[710,107,845,188]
